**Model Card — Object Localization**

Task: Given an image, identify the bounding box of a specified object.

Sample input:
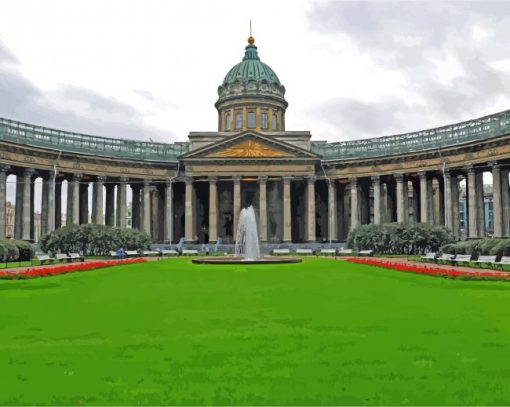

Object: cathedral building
[0,37,509,244]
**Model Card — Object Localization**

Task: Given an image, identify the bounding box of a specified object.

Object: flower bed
[346,257,510,281]
[0,258,146,280]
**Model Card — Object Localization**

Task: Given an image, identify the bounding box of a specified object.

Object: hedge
[441,238,510,259]
[0,240,35,262]
[347,223,455,255]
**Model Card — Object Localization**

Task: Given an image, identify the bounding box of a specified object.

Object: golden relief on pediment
[208,139,288,158]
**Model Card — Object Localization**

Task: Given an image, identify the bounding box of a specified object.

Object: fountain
[192,205,301,264]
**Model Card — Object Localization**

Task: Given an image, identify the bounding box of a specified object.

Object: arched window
[271,113,277,130]
[261,112,268,129]
[235,112,243,129]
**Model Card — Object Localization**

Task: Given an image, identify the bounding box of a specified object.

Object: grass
[1,258,510,405]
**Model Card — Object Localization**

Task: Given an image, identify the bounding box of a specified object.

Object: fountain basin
[192,256,302,265]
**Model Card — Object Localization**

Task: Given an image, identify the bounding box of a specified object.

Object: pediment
[180,132,320,160]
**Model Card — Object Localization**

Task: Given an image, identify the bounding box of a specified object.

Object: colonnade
[0,162,509,243]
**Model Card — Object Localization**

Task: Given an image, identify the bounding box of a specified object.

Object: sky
[1,0,509,212]
[1,0,510,145]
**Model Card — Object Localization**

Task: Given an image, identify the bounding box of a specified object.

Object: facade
[0,37,510,244]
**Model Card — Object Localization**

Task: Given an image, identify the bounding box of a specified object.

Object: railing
[0,117,189,161]
[311,109,510,160]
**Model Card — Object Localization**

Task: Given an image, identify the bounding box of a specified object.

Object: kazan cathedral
[0,36,510,245]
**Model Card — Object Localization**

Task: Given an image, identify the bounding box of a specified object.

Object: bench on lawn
[438,253,454,264]
[272,249,290,255]
[36,254,54,264]
[182,249,199,255]
[69,253,85,262]
[295,249,313,255]
[494,256,510,270]
[110,251,120,258]
[358,250,373,256]
[421,252,437,262]
[143,250,160,257]
[452,254,472,264]
[320,249,337,256]
[338,248,353,255]
[125,250,139,257]
[56,253,71,262]
[161,249,179,256]
[471,255,497,267]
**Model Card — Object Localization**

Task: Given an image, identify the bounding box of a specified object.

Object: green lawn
[1,258,510,405]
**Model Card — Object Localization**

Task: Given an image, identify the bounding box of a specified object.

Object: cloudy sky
[2,0,510,145]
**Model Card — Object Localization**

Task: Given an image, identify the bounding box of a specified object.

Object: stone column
[0,165,10,239]
[22,169,34,240]
[444,171,453,231]
[418,171,430,224]
[46,172,56,233]
[14,177,23,239]
[69,173,82,225]
[208,177,217,243]
[40,178,49,236]
[476,172,485,237]
[54,179,62,230]
[395,174,408,223]
[372,176,382,225]
[258,176,268,242]
[233,177,241,236]
[184,178,194,242]
[450,175,460,238]
[116,177,127,229]
[91,183,97,224]
[491,163,503,237]
[328,180,338,242]
[467,167,478,238]
[306,176,316,242]
[94,176,105,225]
[142,180,151,235]
[283,177,292,242]
[502,169,510,237]
[164,180,173,243]
[105,184,115,226]
[350,178,359,230]
[131,184,141,230]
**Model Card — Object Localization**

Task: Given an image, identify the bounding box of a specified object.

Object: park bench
[295,248,313,255]
[338,248,353,255]
[161,249,179,256]
[452,254,472,265]
[272,249,290,255]
[320,249,337,256]
[69,253,85,262]
[125,250,139,257]
[358,250,374,256]
[471,255,497,267]
[494,256,510,270]
[421,252,437,262]
[36,253,54,265]
[182,249,199,255]
[437,253,454,264]
[110,251,120,258]
[56,253,71,262]
[143,250,160,257]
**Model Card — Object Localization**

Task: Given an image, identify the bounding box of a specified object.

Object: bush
[440,238,510,259]
[347,222,455,255]
[0,240,20,262]
[40,224,152,256]
[13,240,35,261]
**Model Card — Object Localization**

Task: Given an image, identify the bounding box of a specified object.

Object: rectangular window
[271,113,277,130]
[235,112,242,129]
[261,112,267,129]
[247,112,256,128]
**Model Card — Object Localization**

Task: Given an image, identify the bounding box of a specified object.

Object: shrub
[490,240,510,257]
[13,240,35,261]
[40,224,152,256]
[347,222,455,255]
[0,240,20,262]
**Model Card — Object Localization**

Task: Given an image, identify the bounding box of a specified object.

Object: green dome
[217,39,286,104]
[222,43,281,86]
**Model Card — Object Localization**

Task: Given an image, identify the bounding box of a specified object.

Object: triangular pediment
[180,132,320,160]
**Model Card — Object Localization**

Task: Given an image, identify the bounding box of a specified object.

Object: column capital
[24,168,36,177]
[96,175,107,183]
[72,173,83,181]
[119,176,129,183]
[466,165,476,175]
[208,176,218,183]
[282,176,292,182]
[258,175,268,183]
[371,175,380,182]
[166,179,174,187]
[0,164,11,173]
[394,173,405,182]
[306,175,316,183]
[349,177,357,186]
[233,176,242,183]
[417,171,427,179]
[490,162,500,170]
[144,179,152,186]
